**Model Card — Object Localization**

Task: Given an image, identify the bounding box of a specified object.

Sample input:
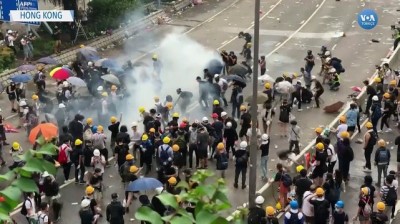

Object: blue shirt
[346,109,358,127]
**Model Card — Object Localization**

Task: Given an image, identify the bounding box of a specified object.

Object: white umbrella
[275,81,295,94]
[258,74,275,83]
[94,58,108,67]
[67,77,87,87]
[101,74,120,85]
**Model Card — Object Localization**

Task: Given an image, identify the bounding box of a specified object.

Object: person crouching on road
[9,142,24,170]
[166,177,180,195]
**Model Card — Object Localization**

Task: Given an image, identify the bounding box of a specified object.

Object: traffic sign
[0,0,41,26]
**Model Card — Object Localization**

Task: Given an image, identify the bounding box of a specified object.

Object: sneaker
[385,128,392,132]
[79,181,86,185]
[378,130,383,133]
[298,109,303,112]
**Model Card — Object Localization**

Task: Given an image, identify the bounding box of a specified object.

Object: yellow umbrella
[49,67,62,77]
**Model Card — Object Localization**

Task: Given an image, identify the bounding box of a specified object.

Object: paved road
[4,0,400,222]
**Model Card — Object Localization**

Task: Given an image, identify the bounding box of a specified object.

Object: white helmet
[131,122,138,127]
[261,134,269,141]
[214,74,220,78]
[372,95,379,101]
[311,75,316,80]
[324,51,331,56]
[58,103,66,109]
[19,100,27,107]
[221,111,228,117]
[97,86,103,91]
[81,199,91,208]
[329,68,336,73]
[325,57,331,63]
[93,149,100,156]
[88,61,93,67]
[239,141,248,148]
[202,117,208,122]
[63,81,69,87]
[226,122,232,128]
[255,196,265,204]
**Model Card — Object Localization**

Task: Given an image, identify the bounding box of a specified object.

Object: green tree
[0,136,58,222]
[135,170,248,224]
[43,0,78,18]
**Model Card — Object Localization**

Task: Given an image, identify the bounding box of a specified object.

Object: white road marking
[207,18,214,23]
[332,43,337,50]
[221,40,229,45]
[300,20,305,24]
[275,42,282,46]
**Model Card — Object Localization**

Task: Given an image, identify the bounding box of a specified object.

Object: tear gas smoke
[120,28,223,125]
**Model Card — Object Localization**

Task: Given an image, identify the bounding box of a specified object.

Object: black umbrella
[207,59,224,75]
[228,64,249,76]
[226,74,245,83]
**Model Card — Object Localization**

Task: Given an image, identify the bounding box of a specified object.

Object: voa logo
[358,9,378,30]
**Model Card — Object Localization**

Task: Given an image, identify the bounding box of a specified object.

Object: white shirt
[37,211,49,224]
[336,124,348,139]
[327,144,337,162]
[25,197,36,217]
[131,130,142,144]
[218,78,228,92]
[101,99,108,115]
[8,35,15,46]
[302,191,314,217]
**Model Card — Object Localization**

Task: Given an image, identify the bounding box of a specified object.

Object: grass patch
[32,37,55,58]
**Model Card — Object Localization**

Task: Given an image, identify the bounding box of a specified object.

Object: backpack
[28,114,39,127]
[236,152,248,165]
[288,212,299,224]
[247,207,264,224]
[217,153,228,170]
[368,131,378,146]
[37,213,48,224]
[385,186,397,206]
[372,105,382,120]
[57,144,68,165]
[159,145,170,162]
[281,173,293,187]
[378,149,389,164]
[83,128,93,141]
[346,146,354,162]
[20,198,31,216]
[362,197,372,217]
[236,91,244,104]
[174,135,186,150]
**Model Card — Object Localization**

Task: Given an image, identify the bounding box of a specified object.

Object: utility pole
[248,0,261,208]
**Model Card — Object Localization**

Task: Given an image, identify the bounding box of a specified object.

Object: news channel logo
[357,9,378,30]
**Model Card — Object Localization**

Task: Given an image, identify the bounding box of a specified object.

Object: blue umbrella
[207,59,224,75]
[37,57,58,65]
[10,74,32,83]
[126,177,163,191]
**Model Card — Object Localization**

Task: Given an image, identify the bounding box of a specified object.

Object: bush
[87,0,141,32]
[32,38,55,57]
[0,47,16,72]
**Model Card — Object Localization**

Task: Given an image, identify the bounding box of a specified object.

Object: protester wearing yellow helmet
[73,138,85,184]
[264,82,271,89]
[214,142,228,178]
[313,143,327,186]
[363,121,377,172]
[9,142,23,170]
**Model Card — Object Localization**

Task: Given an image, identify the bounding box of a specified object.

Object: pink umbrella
[351,86,362,92]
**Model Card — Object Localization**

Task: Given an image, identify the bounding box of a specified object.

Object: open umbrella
[50,67,72,80]
[67,77,87,87]
[228,64,249,76]
[275,81,295,94]
[245,94,268,104]
[95,58,121,69]
[28,123,58,144]
[351,86,362,92]
[17,64,36,71]
[323,101,345,113]
[207,59,224,75]
[258,74,275,83]
[101,74,120,85]
[226,74,245,83]
[37,57,58,65]
[10,74,32,83]
[126,177,163,191]
[77,47,100,62]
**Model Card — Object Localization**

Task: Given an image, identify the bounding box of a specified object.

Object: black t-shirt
[333,211,349,224]
[89,175,102,187]
[310,199,330,222]
[79,209,94,224]
[315,150,328,170]
[71,146,84,164]
[295,177,312,198]
[260,143,269,157]
[247,207,266,224]
[241,113,251,128]
[114,144,128,165]
[371,212,389,224]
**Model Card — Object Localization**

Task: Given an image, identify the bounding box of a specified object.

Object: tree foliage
[0,136,58,222]
[135,170,248,224]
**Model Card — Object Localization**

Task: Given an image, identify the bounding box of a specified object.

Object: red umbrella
[50,67,71,80]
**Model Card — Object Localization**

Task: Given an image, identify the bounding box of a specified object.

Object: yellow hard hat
[163,137,171,144]
[339,115,346,123]
[172,112,179,118]
[292,73,298,78]
[374,77,381,83]
[246,42,252,48]
[378,139,386,147]
[366,122,373,129]
[111,85,118,90]
[152,54,158,60]
[12,142,20,150]
[213,100,220,105]
[154,96,160,101]
[110,116,117,123]
[75,139,83,146]
[217,142,225,150]
[361,187,369,195]
[80,44,85,48]
[129,165,139,173]
[32,94,39,100]
[85,186,95,195]
[340,131,350,139]
[315,127,323,134]
[101,92,108,97]
[138,106,145,113]
[126,154,134,160]
[316,187,325,196]
[166,102,173,109]
[296,165,305,173]
[142,134,149,141]
[240,105,247,111]
[275,202,282,210]
[149,128,156,133]
[172,144,180,152]
[264,83,271,89]
[168,177,177,185]
[377,202,385,211]
[266,206,275,216]
[97,125,104,132]
[37,65,44,71]
[86,118,93,124]
[316,143,324,151]
[390,80,397,86]
[383,92,391,99]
